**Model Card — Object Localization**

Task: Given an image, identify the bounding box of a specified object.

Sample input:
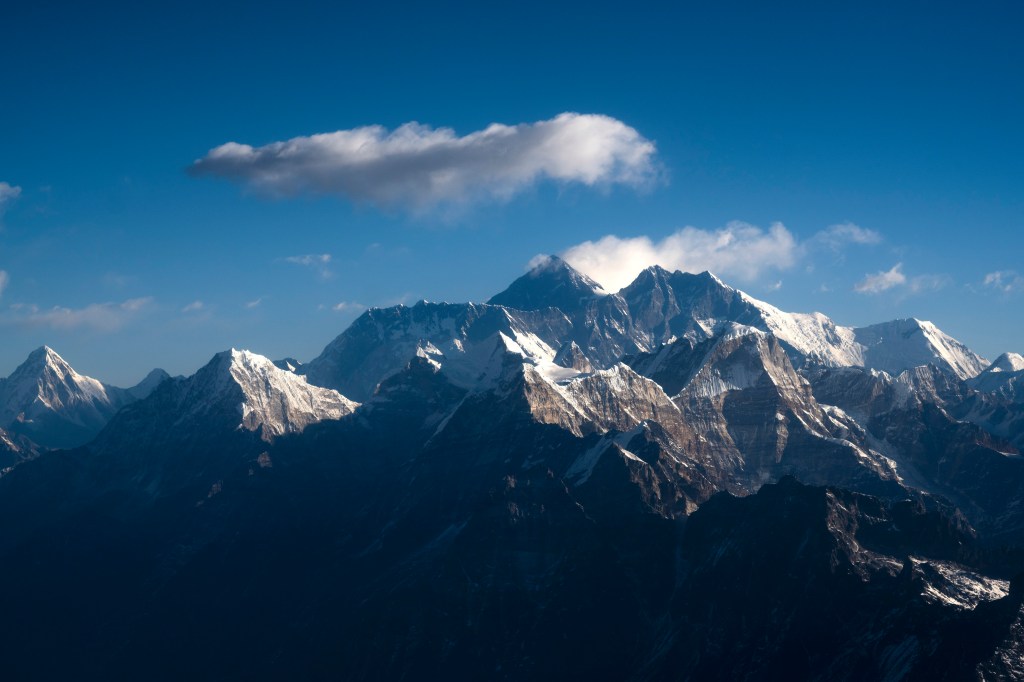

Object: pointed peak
[27,345,62,361]
[17,345,73,376]
[526,254,569,274]
[697,270,728,287]
[642,264,673,278]
[488,255,606,311]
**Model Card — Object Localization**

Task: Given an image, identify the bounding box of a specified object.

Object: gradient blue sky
[1,0,1021,385]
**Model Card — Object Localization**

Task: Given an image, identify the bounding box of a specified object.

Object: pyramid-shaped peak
[488,255,607,312]
[12,345,78,381]
[24,345,66,365]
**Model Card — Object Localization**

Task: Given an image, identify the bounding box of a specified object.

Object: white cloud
[559,221,799,291]
[284,253,331,266]
[853,264,946,296]
[245,297,263,309]
[854,263,907,294]
[332,301,365,314]
[4,297,154,332]
[190,113,658,210]
[181,300,204,313]
[984,270,1024,294]
[814,222,882,249]
[0,270,8,298]
[283,253,333,279]
[906,273,949,294]
[0,182,21,219]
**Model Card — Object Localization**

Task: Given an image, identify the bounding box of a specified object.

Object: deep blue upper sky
[1,0,1021,384]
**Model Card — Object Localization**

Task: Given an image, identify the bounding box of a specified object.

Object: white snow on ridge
[737,292,866,368]
[205,349,359,438]
[911,557,1010,611]
[736,287,986,379]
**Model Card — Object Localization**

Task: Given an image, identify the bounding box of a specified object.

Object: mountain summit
[488,255,607,312]
[0,346,165,450]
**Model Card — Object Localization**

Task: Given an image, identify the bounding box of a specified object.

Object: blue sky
[1,0,1022,385]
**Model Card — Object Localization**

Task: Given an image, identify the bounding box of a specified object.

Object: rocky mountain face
[303,260,988,407]
[0,261,1021,680]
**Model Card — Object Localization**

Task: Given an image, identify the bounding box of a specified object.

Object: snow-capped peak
[1,346,112,423]
[188,348,358,439]
[488,255,607,311]
[853,318,988,380]
[987,352,1024,373]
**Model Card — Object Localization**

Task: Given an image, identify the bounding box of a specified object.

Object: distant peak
[644,264,672,277]
[526,254,565,273]
[28,345,60,360]
[989,352,1024,373]
[488,255,606,311]
[698,270,726,286]
[20,345,72,374]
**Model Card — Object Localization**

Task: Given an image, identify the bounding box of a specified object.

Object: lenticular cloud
[189,113,658,210]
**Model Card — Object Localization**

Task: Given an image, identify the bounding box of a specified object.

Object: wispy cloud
[813,222,882,250]
[854,263,947,296]
[559,222,799,291]
[284,253,331,267]
[190,113,658,210]
[181,300,204,313]
[4,297,154,332]
[983,270,1024,294]
[332,301,365,314]
[245,297,263,309]
[0,182,22,221]
[855,263,907,294]
[282,253,333,279]
[0,270,8,298]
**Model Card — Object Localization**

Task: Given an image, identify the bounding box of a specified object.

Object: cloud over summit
[560,222,798,292]
[190,113,658,210]
[553,221,885,292]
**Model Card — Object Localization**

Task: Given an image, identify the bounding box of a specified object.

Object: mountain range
[0,257,1022,680]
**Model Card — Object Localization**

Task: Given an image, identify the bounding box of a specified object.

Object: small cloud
[332,301,365,314]
[0,182,22,223]
[983,270,1024,294]
[854,263,947,296]
[189,113,659,211]
[284,253,331,267]
[765,280,782,292]
[0,270,8,298]
[282,253,333,280]
[559,221,799,291]
[527,253,556,271]
[181,300,204,313]
[2,297,154,332]
[245,297,263,309]
[814,223,882,250]
[818,283,832,293]
[855,263,907,294]
[102,272,134,289]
